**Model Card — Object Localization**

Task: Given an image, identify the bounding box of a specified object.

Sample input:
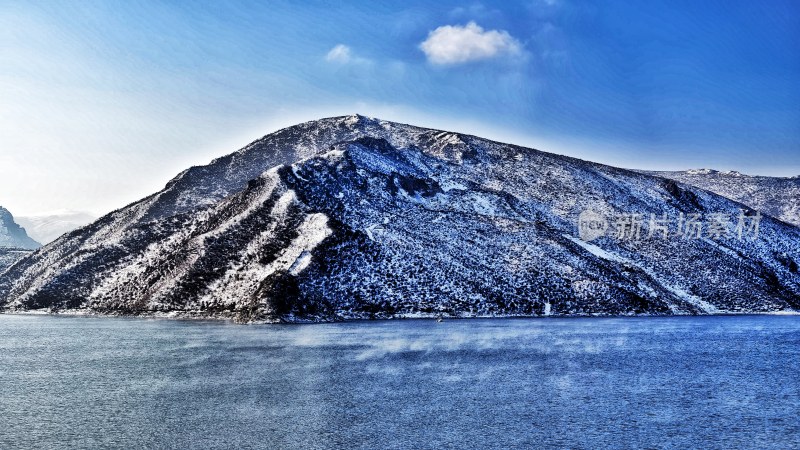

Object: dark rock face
[1,116,799,321]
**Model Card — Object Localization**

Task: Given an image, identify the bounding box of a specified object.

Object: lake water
[0,315,798,449]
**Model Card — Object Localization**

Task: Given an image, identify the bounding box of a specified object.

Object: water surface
[0,315,798,449]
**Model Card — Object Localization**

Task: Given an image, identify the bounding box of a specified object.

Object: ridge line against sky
[1,0,798,216]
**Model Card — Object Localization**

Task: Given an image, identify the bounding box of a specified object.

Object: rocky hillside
[646,169,800,227]
[0,248,33,274]
[1,116,798,321]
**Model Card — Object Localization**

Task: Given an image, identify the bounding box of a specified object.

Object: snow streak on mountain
[1,116,798,321]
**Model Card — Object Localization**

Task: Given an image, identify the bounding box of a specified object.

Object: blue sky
[1,0,798,216]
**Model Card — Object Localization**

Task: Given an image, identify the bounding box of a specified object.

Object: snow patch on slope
[563,234,719,314]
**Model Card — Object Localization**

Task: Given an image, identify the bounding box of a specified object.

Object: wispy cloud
[419,22,522,65]
[325,44,353,63]
[325,44,372,65]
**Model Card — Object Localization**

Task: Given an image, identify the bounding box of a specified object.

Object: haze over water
[0,315,798,449]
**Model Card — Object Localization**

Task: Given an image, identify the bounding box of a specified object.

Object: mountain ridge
[644,169,800,227]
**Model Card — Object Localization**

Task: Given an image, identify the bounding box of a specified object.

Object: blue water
[0,315,798,449]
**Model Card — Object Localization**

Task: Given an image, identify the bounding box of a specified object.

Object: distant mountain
[16,211,96,244]
[0,206,40,250]
[1,116,798,321]
[645,169,800,227]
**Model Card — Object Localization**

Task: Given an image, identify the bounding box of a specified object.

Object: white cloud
[419,21,522,65]
[325,44,373,66]
[325,44,353,63]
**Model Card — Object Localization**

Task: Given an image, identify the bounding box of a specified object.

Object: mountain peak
[720,170,745,177]
[685,168,718,175]
[341,113,382,128]
[683,168,751,177]
[0,206,41,250]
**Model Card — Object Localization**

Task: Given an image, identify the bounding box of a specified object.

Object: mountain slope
[0,249,33,273]
[645,169,800,227]
[0,207,40,250]
[1,116,798,321]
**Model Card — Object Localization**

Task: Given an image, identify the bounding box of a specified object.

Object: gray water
[0,315,798,449]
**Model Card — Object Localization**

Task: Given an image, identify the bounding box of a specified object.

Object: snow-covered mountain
[1,116,798,321]
[0,249,33,274]
[0,206,40,250]
[16,211,96,244]
[0,206,39,273]
[645,169,800,227]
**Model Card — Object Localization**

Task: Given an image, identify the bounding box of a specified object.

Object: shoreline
[0,308,797,324]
